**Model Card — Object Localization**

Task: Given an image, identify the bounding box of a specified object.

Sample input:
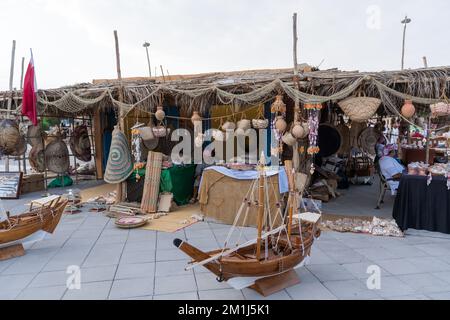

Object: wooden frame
[0,172,23,199]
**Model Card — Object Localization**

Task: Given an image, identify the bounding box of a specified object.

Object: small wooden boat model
[174,159,321,296]
[0,196,68,246]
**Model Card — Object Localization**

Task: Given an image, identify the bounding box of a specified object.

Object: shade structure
[104,127,133,184]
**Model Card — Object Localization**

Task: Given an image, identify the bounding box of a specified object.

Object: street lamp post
[401,16,412,70]
[143,42,152,78]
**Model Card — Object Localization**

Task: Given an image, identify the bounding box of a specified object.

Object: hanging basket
[152,126,169,138]
[430,102,450,118]
[338,97,381,122]
[252,119,269,129]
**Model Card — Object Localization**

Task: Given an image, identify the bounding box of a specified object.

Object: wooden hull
[174,231,315,281]
[0,200,68,245]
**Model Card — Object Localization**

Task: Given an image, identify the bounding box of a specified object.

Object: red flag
[22,54,38,126]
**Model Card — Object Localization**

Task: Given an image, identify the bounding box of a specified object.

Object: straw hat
[27,125,44,148]
[29,145,45,172]
[0,119,23,156]
[104,127,133,184]
[45,139,70,174]
[70,125,92,162]
[336,123,350,155]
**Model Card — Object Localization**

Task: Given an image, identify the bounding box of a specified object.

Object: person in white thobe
[379,149,405,195]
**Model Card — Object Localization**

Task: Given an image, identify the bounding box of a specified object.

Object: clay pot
[282,133,297,146]
[235,128,247,136]
[274,116,287,132]
[291,122,305,139]
[237,119,251,131]
[401,100,415,118]
[212,130,225,142]
[222,121,236,131]
[155,106,166,121]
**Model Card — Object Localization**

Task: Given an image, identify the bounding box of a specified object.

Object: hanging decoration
[271,95,287,113]
[305,103,322,155]
[401,99,416,118]
[291,121,305,139]
[252,105,269,129]
[191,111,202,125]
[131,124,145,182]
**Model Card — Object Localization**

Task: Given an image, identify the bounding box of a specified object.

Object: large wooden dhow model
[0,195,68,260]
[174,160,321,296]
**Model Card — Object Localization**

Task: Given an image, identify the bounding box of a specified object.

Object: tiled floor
[2,185,450,300]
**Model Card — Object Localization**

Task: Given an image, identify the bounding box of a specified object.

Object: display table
[393,174,450,234]
[198,166,288,227]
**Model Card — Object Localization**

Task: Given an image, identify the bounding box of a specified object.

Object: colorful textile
[160,165,196,205]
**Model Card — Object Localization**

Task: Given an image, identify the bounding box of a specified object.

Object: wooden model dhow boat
[0,195,68,246]
[174,160,321,295]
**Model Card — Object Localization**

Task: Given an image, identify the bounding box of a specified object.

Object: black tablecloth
[393,174,450,234]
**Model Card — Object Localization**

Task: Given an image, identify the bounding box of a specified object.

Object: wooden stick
[292,13,300,116]
[114,30,125,203]
[285,161,295,237]
[160,65,166,83]
[423,56,428,68]
[256,166,264,260]
[6,40,16,172]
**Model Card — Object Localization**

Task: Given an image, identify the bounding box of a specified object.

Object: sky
[0,0,449,90]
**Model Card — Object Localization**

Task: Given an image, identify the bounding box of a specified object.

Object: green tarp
[160,165,196,206]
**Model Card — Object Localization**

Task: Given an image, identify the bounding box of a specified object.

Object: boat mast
[256,155,266,260]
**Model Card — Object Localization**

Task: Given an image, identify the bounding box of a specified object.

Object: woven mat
[141,204,201,233]
[320,213,373,232]
[80,183,117,203]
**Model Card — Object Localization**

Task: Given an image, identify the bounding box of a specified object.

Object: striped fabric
[141,151,163,213]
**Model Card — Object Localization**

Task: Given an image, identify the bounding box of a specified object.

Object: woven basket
[358,127,381,156]
[152,126,168,138]
[430,102,450,117]
[252,119,269,129]
[338,97,381,122]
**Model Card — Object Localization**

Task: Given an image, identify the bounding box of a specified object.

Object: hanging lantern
[191,111,202,125]
[155,106,166,121]
[401,100,415,118]
[271,95,286,114]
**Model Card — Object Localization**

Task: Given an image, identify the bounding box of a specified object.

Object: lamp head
[143,42,150,48]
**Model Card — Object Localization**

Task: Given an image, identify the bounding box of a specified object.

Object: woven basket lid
[138,126,159,150]
[0,119,23,156]
[104,127,133,184]
[11,135,27,156]
[27,125,44,148]
[336,124,351,155]
[45,140,70,174]
[349,122,366,149]
[70,125,92,162]
[318,123,342,157]
[29,145,46,172]
[358,127,381,155]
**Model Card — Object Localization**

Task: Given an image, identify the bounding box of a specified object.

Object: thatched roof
[1,65,450,118]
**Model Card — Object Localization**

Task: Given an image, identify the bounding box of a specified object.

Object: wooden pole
[425,117,432,165]
[114,30,125,203]
[256,165,264,261]
[6,40,16,172]
[20,57,25,90]
[285,161,295,237]
[160,65,166,83]
[423,56,428,68]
